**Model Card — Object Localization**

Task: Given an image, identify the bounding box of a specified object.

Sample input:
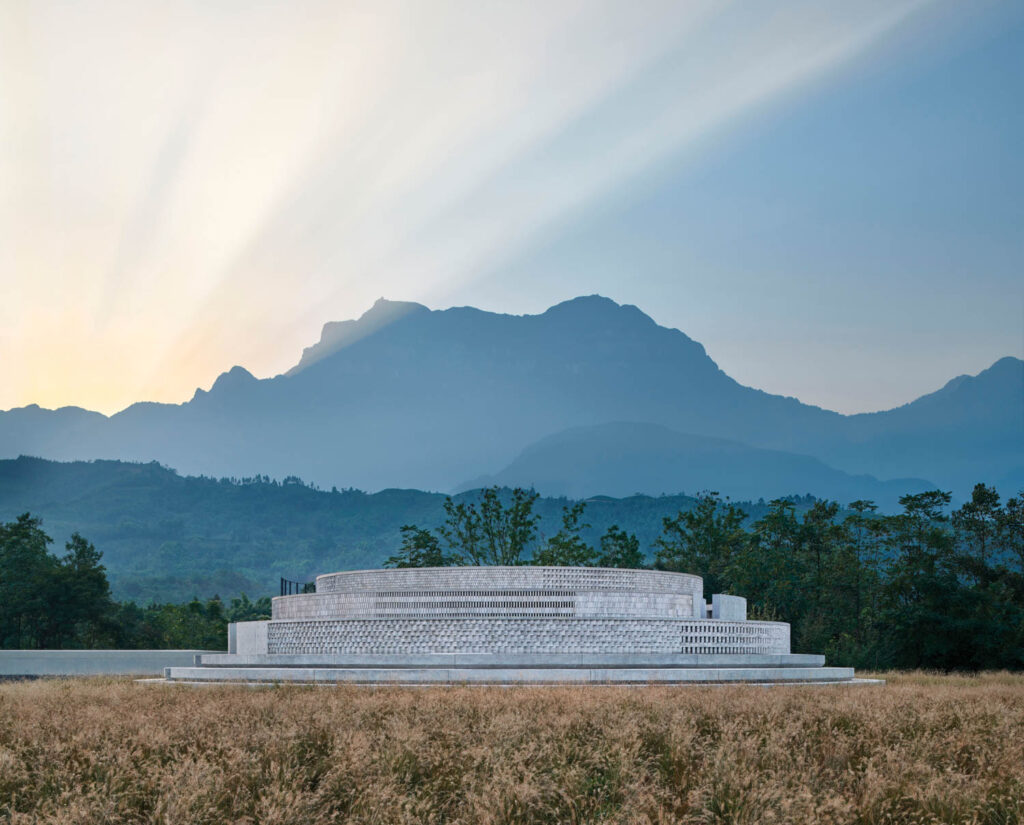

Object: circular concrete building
[164,567,856,684]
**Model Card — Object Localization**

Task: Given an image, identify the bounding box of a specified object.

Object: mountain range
[2,295,1020,507]
[462,422,932,507]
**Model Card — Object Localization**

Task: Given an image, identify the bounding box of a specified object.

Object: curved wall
[274,590,695,620]
[314,566,702,596]
[266,618,790,656]
[265,567,786,658]
[283,567,701,621]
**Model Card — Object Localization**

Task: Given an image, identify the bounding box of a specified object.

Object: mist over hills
[1,295,1020,504]
[463,422,932,510]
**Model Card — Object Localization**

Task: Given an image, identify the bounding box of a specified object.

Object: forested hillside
[0,456,795,602]
[2,460,1021,670]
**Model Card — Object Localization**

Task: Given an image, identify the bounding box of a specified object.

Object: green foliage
[953,483,1001,565]
[682,488,1024,671]
[0,515,113,648]
[999,491,1024,573]
[103,593,271,650]
[396,487,542,566]
[378,483,1024,671]
[474,487,541,565]
[533,502,598,566]
[2,459,1023,669]
[654,492,747,594]
[0,512,274,650]
[0,457,825,601]
[385,525,456,568]
[596,525,644,568]
[0,513,59,648]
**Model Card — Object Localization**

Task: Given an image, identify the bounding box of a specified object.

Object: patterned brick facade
[265,616,789,655]
[263,567,788,657]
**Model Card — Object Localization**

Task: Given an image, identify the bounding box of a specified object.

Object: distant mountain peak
[288,298,430,375]
[982,355,1024,377]
[542,295,654,326]
[365,296,430,318]
[881,355,1024,413]
[190,365,257,402]
[545,294,621,311]
[212,365,256,390]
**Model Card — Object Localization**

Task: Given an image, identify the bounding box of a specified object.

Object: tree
[385,525,457,568]
[801,500,842,601]
[0,515,115,649]
[42,533,111,648]
[879,491,966,669]
[953,483,1002,567]
[0,514,57,648]
[437,487,540,565]
[999,492,1024,574]
[597,525,644,568]
[532,502,597,566]
[390,487,544,566]
[227,593,272,622]
[436,497,483,564]
[654,492,747,593]
[732,498,803,625]
[838,500,885,649]
[481,487,541,565]
[794,499,844,652]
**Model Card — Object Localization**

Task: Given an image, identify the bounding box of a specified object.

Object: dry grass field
[0,673,1022,824]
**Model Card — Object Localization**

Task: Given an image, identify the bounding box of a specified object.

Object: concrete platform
[197,652,826,668]
[146,676,884,689]
[164,664,856,684]
[157,568,865,685]
[0,650,214,677]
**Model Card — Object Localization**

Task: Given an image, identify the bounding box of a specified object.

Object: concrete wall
[313,566,703,597]
[273,590,695,621]
[264,617,790,656]
[233,621,269,655]
[712,594,747,621]
[166,664,855,684]
[200,651,825,668]
[0,650,211,677]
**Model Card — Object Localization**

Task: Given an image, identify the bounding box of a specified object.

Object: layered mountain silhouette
[1,296,1020,505]
[462,422,932,509]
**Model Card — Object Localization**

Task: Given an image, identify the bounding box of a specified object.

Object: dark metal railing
[280,577,316,596]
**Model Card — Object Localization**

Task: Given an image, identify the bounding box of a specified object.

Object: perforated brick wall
[314,567,702,597]
[263,568,786,657]
[265,617,790,655]
[678,620,789,655]
[272,590,695,620]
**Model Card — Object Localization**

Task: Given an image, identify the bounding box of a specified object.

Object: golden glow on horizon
[0,0,942,414]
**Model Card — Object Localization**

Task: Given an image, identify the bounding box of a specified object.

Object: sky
[1,0,1021,416]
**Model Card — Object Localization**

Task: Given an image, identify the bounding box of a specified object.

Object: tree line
[0,457,823,603]
[388,484,1024,671]
[0,513,269,650]
[2,482,1022,669]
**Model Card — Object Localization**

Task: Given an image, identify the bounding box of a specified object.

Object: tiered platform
[163,567,857,684]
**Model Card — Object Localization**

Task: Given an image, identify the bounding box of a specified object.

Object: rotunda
[163,566,857,684]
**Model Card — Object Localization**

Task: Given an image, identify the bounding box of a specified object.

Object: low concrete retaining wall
[0,650,215,677]
[164,665,857,684]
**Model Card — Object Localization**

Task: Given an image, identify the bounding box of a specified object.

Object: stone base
[195,652,827,669]
[163,652,856,684]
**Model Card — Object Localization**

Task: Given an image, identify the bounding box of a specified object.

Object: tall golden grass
[0,672,1022,824]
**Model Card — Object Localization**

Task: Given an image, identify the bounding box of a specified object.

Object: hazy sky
[1,0,1021,416]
